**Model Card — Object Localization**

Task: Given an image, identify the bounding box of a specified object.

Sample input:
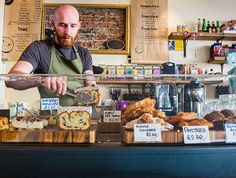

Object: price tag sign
[103,110,121,122]
[183,126,211,144]
[134,124,162,143]
[225,124,236,143]
[41,98,59,111]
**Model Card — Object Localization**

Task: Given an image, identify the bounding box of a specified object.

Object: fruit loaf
[58,111,90,130]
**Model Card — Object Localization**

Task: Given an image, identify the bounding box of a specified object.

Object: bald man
[6,4,95,106]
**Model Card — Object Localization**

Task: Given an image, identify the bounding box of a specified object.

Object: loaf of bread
[0,117,9,130]
[58,111,90,130]
[73,86,100,106]
[12,116,45,129]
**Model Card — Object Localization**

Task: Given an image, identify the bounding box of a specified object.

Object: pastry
[58,111,90,130]
[220,109,236,118]
[121,98,158,125]
[124,113,173,131]
[203,111,225,122]
[213,116,236,130]
[165,112,197,125]
[178,118,214,128]
[0,117,9,130]
[12,116,44,129]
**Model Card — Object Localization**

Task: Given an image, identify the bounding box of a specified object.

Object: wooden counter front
[0,124,98,143]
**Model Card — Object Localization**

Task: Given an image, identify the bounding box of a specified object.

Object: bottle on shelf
[212,21,217,33]
[197,18,202,32]
[206,21,212,33]
[202,18,207,32]
[216,21,221,33]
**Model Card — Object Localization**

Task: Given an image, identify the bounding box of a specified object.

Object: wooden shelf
[169,32,236,41]
[208,58,227,64]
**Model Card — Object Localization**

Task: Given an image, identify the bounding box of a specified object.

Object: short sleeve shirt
[19,40,93,74]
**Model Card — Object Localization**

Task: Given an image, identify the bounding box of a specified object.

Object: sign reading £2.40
[41,98,59,110]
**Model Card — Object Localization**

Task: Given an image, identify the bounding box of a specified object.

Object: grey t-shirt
[19,40,93,74]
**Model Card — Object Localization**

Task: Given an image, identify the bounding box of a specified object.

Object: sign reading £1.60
[41,98,59,111]
[103,110,121,122]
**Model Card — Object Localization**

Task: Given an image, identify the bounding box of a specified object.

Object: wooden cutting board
[0,124,98,143]
[122,128,225,144]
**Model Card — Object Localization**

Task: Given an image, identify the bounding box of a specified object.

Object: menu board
[2,0,42,61]
[131,0,168,64]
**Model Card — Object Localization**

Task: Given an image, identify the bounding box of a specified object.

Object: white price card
[103,110,121,122]
[134,124,162,143]
[225,124,236,143]
[41,98,59,111]
[183,126,211,144]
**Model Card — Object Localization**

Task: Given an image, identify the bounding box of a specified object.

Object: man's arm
[5,61,67,96]
[5,61,42,90]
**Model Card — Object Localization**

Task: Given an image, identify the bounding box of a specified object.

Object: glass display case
[0,73,235,144]
[1,73,236,178]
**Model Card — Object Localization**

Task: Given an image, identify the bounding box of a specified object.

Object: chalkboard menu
[42,4,130,55]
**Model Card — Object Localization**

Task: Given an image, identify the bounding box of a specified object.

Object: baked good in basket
[178,118,214,128]
[165,112,197,125]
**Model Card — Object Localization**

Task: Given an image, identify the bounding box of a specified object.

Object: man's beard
[55,34,77,47]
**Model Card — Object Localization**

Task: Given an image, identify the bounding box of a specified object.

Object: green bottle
[202,18,207,32]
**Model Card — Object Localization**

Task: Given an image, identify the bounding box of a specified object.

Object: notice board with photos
[2,0,42,61]
[130,0,168,64]
[41,4,130,55]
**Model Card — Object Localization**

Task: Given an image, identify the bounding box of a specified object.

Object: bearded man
[6,4,95,106]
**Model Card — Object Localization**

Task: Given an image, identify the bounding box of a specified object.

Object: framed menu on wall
[2,0,42,61]
[131,0,168,64]
[41,4,130,55]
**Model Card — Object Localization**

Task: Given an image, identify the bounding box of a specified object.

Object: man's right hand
[41,76,67,96]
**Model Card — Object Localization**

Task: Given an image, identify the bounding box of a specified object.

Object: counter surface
[0,143,235,178]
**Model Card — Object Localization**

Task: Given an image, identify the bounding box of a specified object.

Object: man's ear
[78,21,81,29]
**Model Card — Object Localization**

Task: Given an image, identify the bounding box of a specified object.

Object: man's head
[52,4,81,47]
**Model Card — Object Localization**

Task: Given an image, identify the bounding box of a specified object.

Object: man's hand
[41,76,67,96]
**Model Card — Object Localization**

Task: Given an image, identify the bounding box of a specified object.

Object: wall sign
[131,0,168,64]
[42,4,130,55]
[2,0,42,61]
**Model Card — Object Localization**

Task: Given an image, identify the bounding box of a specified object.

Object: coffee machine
[151,84,178,116]
[183,81,205,117]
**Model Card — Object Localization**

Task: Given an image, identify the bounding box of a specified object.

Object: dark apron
[38,45,84,107]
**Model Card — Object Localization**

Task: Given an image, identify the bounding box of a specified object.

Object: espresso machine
[183,81,205,117]
[151,84,178,116]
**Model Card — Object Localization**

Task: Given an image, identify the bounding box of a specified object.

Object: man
[6,4,95,106]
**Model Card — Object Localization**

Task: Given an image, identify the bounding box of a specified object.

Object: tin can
[136,65,144,79]
[177,25,183,33]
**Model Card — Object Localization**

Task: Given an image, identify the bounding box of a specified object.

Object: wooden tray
[0,124,98,143]
[122,127,225,144]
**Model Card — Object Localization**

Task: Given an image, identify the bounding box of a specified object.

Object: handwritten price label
[183,126,210,144]
[225,124,236,143]
[134,124,162,143]
[41,98,59,111]
[103,110,121,122]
